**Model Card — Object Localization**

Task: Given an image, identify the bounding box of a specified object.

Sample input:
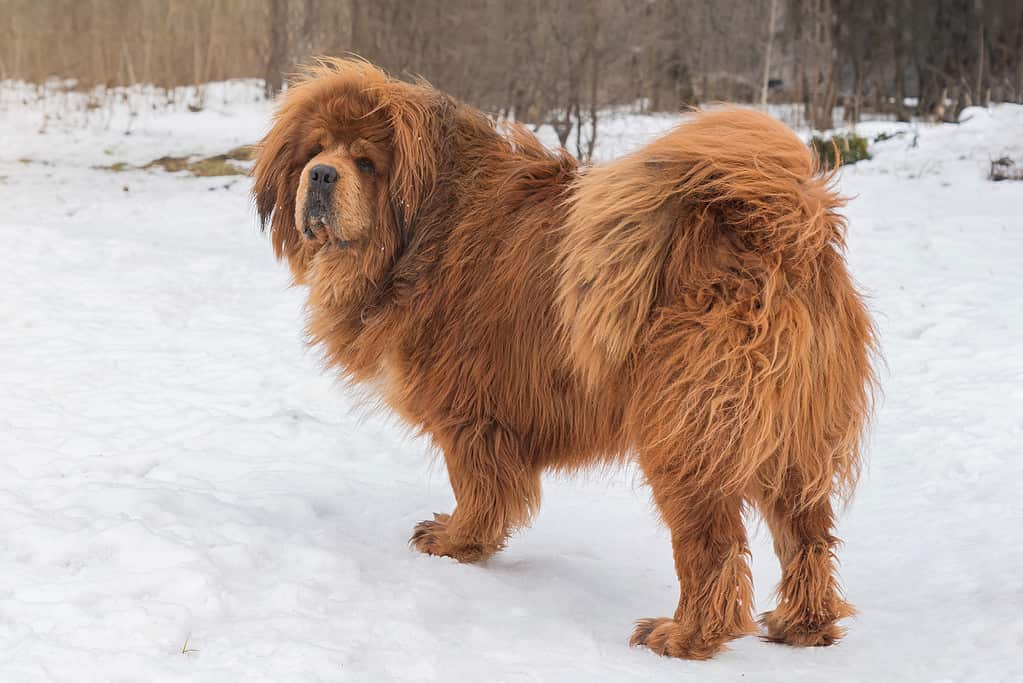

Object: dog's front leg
[410,420,542,563]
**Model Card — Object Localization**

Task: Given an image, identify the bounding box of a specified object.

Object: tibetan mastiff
[253,58,875,660]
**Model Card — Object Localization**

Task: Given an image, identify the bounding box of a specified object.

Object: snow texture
[1,81,1022,681]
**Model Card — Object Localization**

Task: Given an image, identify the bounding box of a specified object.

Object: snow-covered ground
[1,81,1022,682]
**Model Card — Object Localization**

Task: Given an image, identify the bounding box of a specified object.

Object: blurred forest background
[3,0,1021,138]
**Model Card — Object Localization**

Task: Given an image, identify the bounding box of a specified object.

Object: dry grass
[94,146,253,177]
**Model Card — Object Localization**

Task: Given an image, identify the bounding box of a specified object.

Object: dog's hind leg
[623,310,768,658]
[630,464,758,659]
[755,484,854,647]
[410,420,541,563]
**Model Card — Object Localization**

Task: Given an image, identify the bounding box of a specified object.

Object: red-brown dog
[253,58,875,660]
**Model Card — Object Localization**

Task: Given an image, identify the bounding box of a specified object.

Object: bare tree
[2,0,1020,129]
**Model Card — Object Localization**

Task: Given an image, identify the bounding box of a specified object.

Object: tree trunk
[264,0,288,98]
[975,8,985,106]
[760,0,778,107]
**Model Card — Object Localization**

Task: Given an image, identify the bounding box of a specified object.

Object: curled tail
[557,107,846,387]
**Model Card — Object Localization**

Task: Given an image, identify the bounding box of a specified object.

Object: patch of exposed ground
[94,145,254,177]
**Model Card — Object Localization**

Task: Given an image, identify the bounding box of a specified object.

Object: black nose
[309,164,338,188]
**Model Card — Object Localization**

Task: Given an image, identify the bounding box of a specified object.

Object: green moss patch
[810,133,872,169]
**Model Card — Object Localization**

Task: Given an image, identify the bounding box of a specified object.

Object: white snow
[1,82,1022,682]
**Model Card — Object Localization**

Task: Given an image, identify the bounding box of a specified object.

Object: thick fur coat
[253,59,875,660]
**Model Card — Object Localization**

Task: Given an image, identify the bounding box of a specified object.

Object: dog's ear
[252,99,306,263]
[377,84,453,246]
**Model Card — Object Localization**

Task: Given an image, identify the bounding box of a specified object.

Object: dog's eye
[355,157,375,174]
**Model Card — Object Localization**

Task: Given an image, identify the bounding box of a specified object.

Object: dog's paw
[629,618,725,660]
[759,609,847,647]
[410,513,452,555]
[409,513,493,563]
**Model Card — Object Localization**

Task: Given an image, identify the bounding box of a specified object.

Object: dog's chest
[370,353,419,425]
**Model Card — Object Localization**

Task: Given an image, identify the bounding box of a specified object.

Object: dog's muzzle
[304,164,338,238]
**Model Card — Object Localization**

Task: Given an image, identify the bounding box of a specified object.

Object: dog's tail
[557,107,847,388]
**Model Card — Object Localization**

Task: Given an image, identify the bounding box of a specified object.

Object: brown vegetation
[93,146,252,177]
[3,1,1021,148]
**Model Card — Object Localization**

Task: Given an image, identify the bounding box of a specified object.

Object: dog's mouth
[302,215,356,250]
[302,215,330,240]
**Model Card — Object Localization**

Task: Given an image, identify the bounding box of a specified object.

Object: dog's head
[253,59,454,290]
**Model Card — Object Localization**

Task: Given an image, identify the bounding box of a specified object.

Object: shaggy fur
[253,58,876,660]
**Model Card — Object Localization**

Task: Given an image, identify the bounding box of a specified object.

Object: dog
[253,58,875,660]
